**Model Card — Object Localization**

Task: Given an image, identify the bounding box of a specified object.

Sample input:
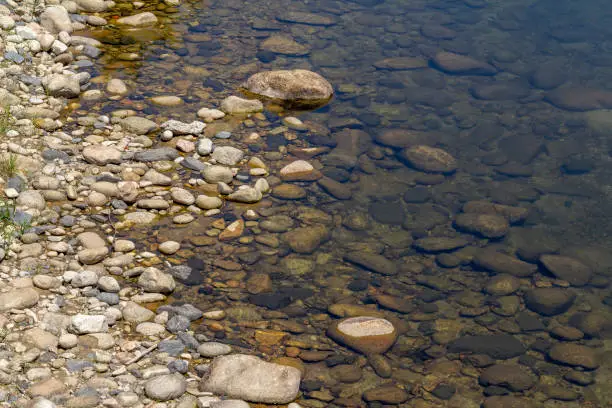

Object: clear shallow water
[76,0,612,405]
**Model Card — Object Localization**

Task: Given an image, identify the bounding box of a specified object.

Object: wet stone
[473,250,537,277]
[540,254,593,286]
[454,213,509,239]
[413,237,469,253]
[524,288,576,316]
[400,145,457,173]
[448,334,525,359]
[368,200,405,224]
[548,343,598,370]
[479,364,537,391]
[343,252,397,275]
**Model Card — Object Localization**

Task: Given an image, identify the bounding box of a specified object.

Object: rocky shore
[0,1,336,407]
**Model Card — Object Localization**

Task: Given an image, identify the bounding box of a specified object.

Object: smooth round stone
[548,343,598,370]
[144,373,186,401]
[400,145,457,173]
[271,184,306,200]
[173,214,194,224]
[59,333,78,349]
[197,342,232,357]
[328,316,398,355]
[524,288,576,316]
[159,241,180,255]
[150,95,183,106]
[215,131,231,139]
[454,213,509,239]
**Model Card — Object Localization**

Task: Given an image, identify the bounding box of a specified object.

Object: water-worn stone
[432,52,497,75]
[198,342,232,357]
[227,187,262,203]
[0,287,39,311]
[328,316,398,354]
[548,343,598,370]
[280,160,321,181]
[138,268,176,293]
[212,146,244,166]
[43,74,80,98]
[117,12,158,26]
[161,120,206,135]
[413,237,469,253]
[454,213,509,239]
[344,252,397,275]
[195,195,222,209]
[473,250,537,277]
[400,145,457,173]
[260,35,310,56]
[540,254,592,286]
[83,145,122,165]
[363,384,409,404]
[545,86,612,111]
[242,70,333,106]
[70,314,108,334]
[220,96,263,114]
[120,116,158,135]
[122,301,155,323]
[199,354,301,404]
[479,364,537,391]
[144,373,186,401]
[448,335,525,359]
[283,224,329,254]
[524,288,576,316]
[202,165,234,184]
[40,6,72,33]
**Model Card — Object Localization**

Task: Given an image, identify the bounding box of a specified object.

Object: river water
[74,0,612,405]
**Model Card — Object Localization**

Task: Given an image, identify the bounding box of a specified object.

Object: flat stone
[479,364,537,391]
[548,343,598,370]
[277,11,336,26]
[0,287,39,311]
[70,314,108,334]
[448,335,525,359]
[540,254,592,286]
[144,373,186,401]
[328,316,397,354]
[400,145,457,173]
[198,342,232,357]
[454,213,509,239]
[117,12,158,27]
[344,252,397,275]
[413,237,469,253]
[524,288,576,316]
[120,116,158,135]
[220,96,263,114]
[260,35,310,56]
[431,52,497,75]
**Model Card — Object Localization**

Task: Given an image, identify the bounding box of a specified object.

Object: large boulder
[199,354,301,404]
[242,70,333,108]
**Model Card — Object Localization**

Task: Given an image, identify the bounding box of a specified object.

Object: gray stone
[242,70,333,106]
[144,373,186,401]
[197,138,213,155]
[197,342,232,357]
[167,315,190,333]
[134,148,178,162]
[161,120,206,135]
[71,270,98,287]
[120,116,158,135]
[227,187,262,203]
[211,146,244,166]
[202,165,233,184]
[40,6,72,33]
[138,267,176,293]
[70,314,108,334]
[220,96,263,114]
[43,74,80,98]
[122,301,155,323]
[199,354,301,404]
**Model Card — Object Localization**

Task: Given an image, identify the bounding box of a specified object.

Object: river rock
[242,70,333,106]
[144,373,186,401]
[374,128,433,148]
[117,12,158,26]
[344,252,397,275]
[134,147,178,162]
[548,343,598,370]
[400,145,457,173]
[317,177,352,199]
[138,268,176,293]
[363,384,409,403]
[212,146,244,165]
[447,334,525,359]
[261,35,310,56]
[473,250,537,277]
[545,87,612,111]
[280,160,321,181]
[283,224,329,254]
[74,0,107,12]
[43,74,80,98]
[120,116,158,135]
[199,354,301,404]
[463,200,528,224]
[413,237,469,253]
[161,120,206,135]
[40,6,72,33]
[227,187,262,203]
[202,165,233,184]
[530,63,567,89]
[277,11,336,26]
[524,288,576,316]
[454,213,509,238]
[479,364,537,391]
[540,254,592,286]
[471,81,531,100]
[0,287,39,311]
[328,316,398,354]
[198,342,232,357]
[431,52,497,75]
[220,96,263,114]
[373,57,427,70]
[483,396,538,408]
[70,314,108,334]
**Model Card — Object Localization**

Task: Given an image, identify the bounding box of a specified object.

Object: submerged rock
[328,316,398,354]
[220,96,263,114]
[242,70,333,107]
[431,52,497,75]
[117,12,158,27]
[199,354,301,404]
